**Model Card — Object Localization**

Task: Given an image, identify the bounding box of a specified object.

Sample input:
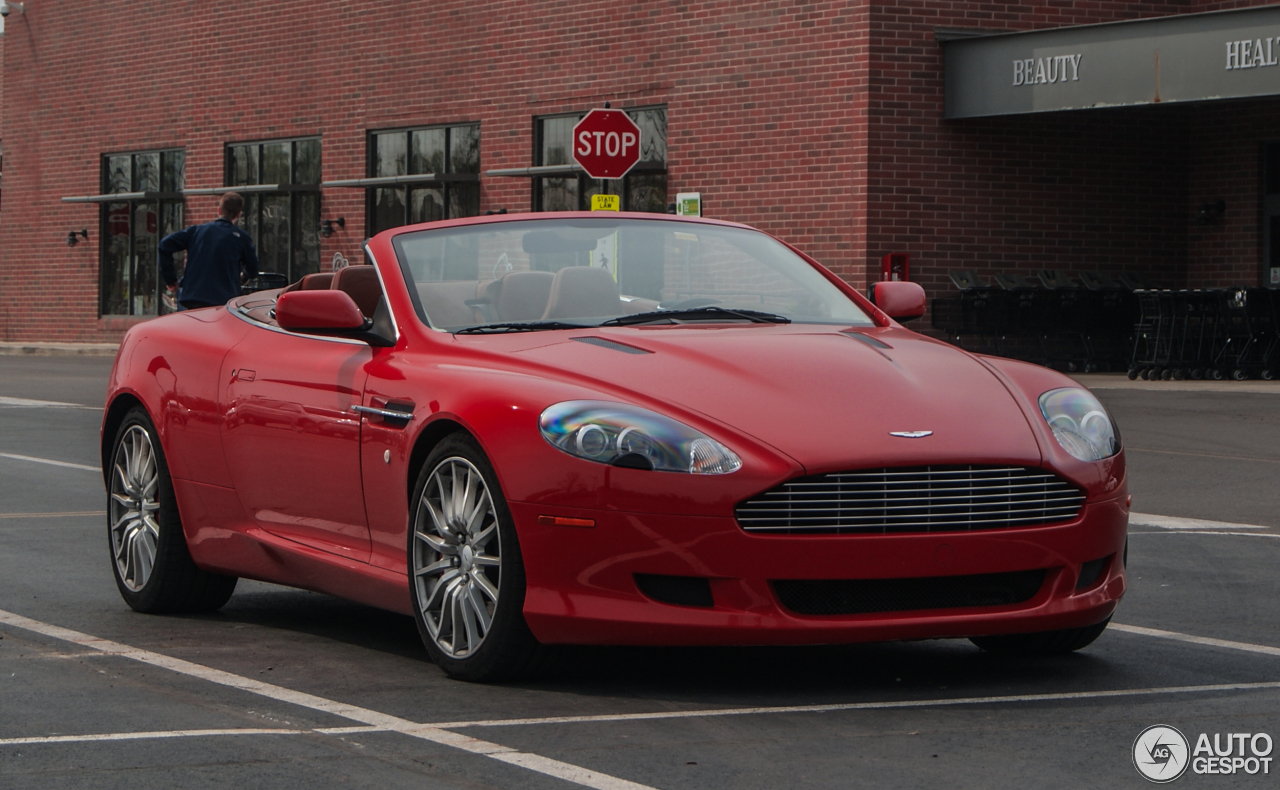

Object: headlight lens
[1038,388,1120,462]
[539,401,743,474]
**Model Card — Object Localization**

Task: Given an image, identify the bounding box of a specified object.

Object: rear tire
[969,617,1110,656]
[107,407,237,613]
[407,434,548,682]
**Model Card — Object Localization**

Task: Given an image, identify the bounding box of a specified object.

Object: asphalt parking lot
[1,355,1277,789]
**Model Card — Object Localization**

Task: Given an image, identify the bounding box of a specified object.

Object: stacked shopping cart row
[1128,287,1278,381]
[933,272,1280,380]
[932,270,1142,373]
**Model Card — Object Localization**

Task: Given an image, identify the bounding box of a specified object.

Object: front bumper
[512,495,1128,645]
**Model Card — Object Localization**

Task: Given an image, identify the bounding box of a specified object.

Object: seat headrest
[493,271,555,321]
[330,265,383,319]
[541,266,622,321]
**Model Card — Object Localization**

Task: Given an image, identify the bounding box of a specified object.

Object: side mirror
[871,281,926,321]
[276,290,371,333]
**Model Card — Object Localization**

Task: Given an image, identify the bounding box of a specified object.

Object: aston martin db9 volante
[102,212,1127,680]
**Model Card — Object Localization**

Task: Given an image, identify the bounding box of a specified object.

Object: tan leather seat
[330,265,383,319]
[541,266,622,321]
[417,281,488,328]
[490,271,555,321]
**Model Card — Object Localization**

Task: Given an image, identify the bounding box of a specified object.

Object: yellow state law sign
[591,194,620,212]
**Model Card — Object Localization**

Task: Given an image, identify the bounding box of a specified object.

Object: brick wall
[0,1,1276,342]
[1184,101,1278,288]
[0,0,869,342]
[867,0,1276,304]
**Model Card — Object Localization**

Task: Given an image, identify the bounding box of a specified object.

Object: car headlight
[1038,388,1120,462]
[539,401,742,474]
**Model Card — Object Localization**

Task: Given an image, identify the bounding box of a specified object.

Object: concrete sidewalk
[0,342,119,357]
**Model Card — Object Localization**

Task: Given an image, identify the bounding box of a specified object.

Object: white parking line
[1129,512,1271,530]
[427,681,1280,730]
[1130,530,1280,539]
[0,453,100,473]
[0,511,104,519]
[1110,623,1280,657]
[0,725,385,747]
[0,728,309,747]
[0,396,99,411]
[4,608,1280,761]
[0,608,656,790]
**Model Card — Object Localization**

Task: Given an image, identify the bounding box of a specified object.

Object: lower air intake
[773,569,1047,616]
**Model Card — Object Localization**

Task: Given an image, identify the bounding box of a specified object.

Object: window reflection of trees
[367,124,481,237]
[99,150,184,316]
[226,138,320,283]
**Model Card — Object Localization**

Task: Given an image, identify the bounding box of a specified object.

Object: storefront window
[367,123,481,237]
[99,150,185,316]
[534,107,667,213]
[226,138,321,283]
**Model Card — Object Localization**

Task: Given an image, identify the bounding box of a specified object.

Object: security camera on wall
[0,2,24,17]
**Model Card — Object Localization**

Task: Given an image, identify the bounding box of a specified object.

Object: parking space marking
[1129,512,1270,530]
[1126,446,1280,464]
[1130,530,1280,538]
[0,728,309,747]
[0,395,99,411]
[420,681,1280,730]
[0,452,99,472]
[0,608,657,790]
[1110,623,1280,657]
[0,511,104,519]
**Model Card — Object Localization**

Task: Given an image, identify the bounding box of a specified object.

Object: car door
[220,324,373,562]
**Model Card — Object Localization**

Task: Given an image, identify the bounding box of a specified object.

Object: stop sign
[572,109,642,180]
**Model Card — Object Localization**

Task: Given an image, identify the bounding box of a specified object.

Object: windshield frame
[388,212,876,334]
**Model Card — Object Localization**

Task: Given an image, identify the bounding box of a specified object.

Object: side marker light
[537,515,596,528]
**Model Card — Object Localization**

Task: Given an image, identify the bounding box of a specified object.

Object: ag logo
[1134,725,1190,783]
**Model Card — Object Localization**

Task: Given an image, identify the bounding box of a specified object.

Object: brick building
[0,0,1277,342]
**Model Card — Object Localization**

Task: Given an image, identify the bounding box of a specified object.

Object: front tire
[408,434,545,681]
[107,406,237,613]
[969,617,1111,656]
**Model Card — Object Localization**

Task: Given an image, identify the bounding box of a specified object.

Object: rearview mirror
[276,290,371,333]
[871,281,927,321]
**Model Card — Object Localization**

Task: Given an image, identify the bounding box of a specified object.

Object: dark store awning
[941,4,1280,118]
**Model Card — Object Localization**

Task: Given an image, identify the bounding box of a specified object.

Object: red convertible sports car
[102,212,1128,681]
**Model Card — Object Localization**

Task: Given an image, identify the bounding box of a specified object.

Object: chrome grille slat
[741,494,1084,510]
[735,465,1085,535]
[764,482,1062,495]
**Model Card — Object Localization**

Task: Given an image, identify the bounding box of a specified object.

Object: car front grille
[773,569,1048,616]
[736,465,1085,535]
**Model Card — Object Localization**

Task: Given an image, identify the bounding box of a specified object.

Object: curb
[0,342,120,357]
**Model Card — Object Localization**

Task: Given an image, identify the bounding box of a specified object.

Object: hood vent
[571,336,653,355]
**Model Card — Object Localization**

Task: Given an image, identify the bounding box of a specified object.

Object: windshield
[391,217,873,332]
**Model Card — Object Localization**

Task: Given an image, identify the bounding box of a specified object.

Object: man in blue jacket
[159,192,259,310]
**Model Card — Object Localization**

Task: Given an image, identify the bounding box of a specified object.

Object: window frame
[224,136,323,284]
[532,106,668,213]
[364,122,482,237]
[97,148,186,317]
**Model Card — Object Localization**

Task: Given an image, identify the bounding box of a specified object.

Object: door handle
[352,404,415,422]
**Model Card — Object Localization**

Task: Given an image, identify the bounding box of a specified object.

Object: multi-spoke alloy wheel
[105,406,237,613]
[408,435,543,681]
[413,456,502,658]
[110,425,161,591]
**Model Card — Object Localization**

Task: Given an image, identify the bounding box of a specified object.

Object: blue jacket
[159,218,259,307]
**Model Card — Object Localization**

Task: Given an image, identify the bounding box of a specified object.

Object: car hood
[508,325,1043,473]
